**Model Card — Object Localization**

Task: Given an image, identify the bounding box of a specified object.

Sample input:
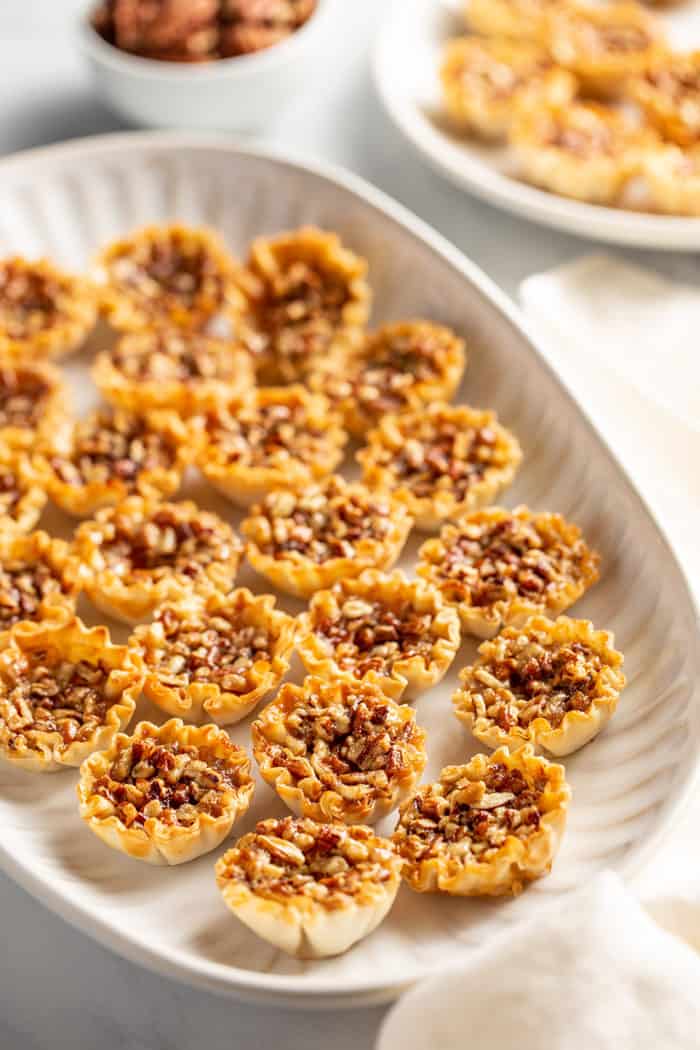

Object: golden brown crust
[417,506,600,638]
[197,385,348,507]
[242,475,414,599]
[629,51,700,147]
[37,406,195,517]
[0,360,69,451]
[74,496,244,624]
[92,328,255,415]
[241,226,371,384]
[93,224,248,332]
[0,617,142,773]
[252,676,428,824]
[393,746,570,896]
[131,588,297,726]
[296,569,460,702]
[0,530,82,631]
[78,718,254,865]
[0,257,97,360]
[357,402,522,532]
[215,816,403,958]
[312,320,467,437]
[0,447,46,535]
[453,614,625,756]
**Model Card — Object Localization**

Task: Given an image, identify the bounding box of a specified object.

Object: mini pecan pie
[252,676,428,825]
[441,36,577,142]
[78,718,254,865]
[358,403,522,532]
[0,257,97,360]
[467,0,563,42]
[241,227,371,384]
[215,816,403,958]
[642,144,700,215]
[510,100,656,204]
[417,506,600,639]
[393,746,570,896]
[629,52,700,148]
[92,328,254,415]
[198,385,347,507]
[0,531,82,631]
[93,224,248,332]
[297,570,461,702]
[546,2,666,97]
[453,615,625,755]
[242,475,414,599]
[313,320,467,437]
[0,618,142,773]
[40,406,193,517]
[74,496,244,623]
[0,361,68,451]
[131,588,297,725]
[0,447,46,535]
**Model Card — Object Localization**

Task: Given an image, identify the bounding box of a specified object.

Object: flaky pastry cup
[78,718,254,865]
[312,320,467,437]
[441,36,577,142]
[93,223,248,333]
[296,569,460,702]
[393,746,571,896]
[453,614,625,756]
[198,385,348,507]
[131,587,297,725]
[252,675,428,824]
[74,496,244,624]
[38,406,195,517]
[510,100,656,204]
[215,816,403,958]
[0,530,83,631]
[466,0,565,41]
[0,256,97,360]
[417,506,600,639]
[357,402,522,532]
[0,617,142,773]
[92,328,255,415]
[642,145,700,215]
[242,226,371,384]
[0,447,47,535]
[628,51,700,148]
[242,475,414,599]
[0,360,69,451]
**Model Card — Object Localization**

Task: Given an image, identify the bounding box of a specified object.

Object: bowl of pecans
[79,0,334,130]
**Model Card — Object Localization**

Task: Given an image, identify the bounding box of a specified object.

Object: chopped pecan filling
[645,66,700,100]
[49,409,179,488]
[583,23,651,56]
[1,654,112,749]
[0,470,24,520]
[547,119,616,157]
[221,816,395,904]
[108,330,245,384]
[0,367,51,430]
[384,420,500,501]
[316,597,436,679]
[93,736,241,827]
[0,560,69,629]
[398,762,547,863]
[0,260,64,340]
[204,397,329,469]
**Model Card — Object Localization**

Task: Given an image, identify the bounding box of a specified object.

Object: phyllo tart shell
[466,0,564,42]
[642,144,700,216]
[0,617,143,773]
[629,52,700,148]
[417,506,600,638]
[393,746,570,896]
[74,496,244,624]
[78,718,254,865]
[296,569,460,702]
[131,588,297,726]
[357,402,522,532]
[241,475,414,599]
[0,530,82,631]
[0,446,47,535]
[453,615,625,755]
[197,385,348,508]
[215,816,403,958]
[0,360,69,451]
[252,675,428,824]
[0,256,97,360]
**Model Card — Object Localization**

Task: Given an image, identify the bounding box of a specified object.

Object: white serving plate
[0,132,698,1009]
[374,0,700,250]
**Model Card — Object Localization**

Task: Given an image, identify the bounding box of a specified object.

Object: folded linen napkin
[377,255,700,1050]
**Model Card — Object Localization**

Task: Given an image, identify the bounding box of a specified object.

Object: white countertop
[1,4,698,1049]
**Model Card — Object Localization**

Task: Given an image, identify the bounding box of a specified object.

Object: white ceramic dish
[0,132,698,1009]
[374,0,700,251]
[78,0,337,131]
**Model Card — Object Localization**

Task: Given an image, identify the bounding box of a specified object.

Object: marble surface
[0,3,697,1049]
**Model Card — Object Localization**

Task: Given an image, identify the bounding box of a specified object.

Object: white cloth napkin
[377,255,700,1050]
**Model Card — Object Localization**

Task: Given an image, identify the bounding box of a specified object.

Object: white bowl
[78,0,336,131]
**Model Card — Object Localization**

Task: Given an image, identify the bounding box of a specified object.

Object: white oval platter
[374,0,700,250]
[0,133,698,1009]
